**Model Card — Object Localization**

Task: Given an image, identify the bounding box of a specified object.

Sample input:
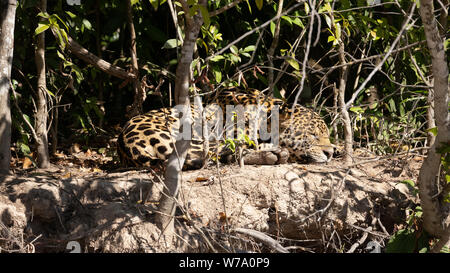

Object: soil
[0,151,423,253]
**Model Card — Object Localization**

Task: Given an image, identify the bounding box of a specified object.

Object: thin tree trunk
[35,0,50,168]
[417,0,450,252]
[426,86,436,147]
[0,0,17,175]
[125,0,145,118]
[95,0,104,127]
[331,10,353,164]
[267,0,283,96]
[337,43,352,164]
[156,0,206,237]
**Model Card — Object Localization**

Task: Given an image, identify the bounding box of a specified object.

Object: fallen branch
[346,227,370,253]
[232,228,289,253]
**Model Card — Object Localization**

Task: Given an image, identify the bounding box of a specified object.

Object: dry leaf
[218,212,227,223]
[90,167,102,173]
[54,152,65,158]
[71,143,81,153]
[61,172,72,179]
[22,157,32,169]
[195,177,208,182]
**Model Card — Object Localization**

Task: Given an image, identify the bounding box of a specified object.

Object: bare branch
[232,228,289,253]
[55,32,136,80]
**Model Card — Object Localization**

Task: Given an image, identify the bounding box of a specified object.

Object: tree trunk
[156,0,206,237]
[417,0,450,252]
[35,0,50,168]
[330,9,353,165]
[0,0,17,175]
[337,43,353,164]
[267,0,283,96]
[125,0,145,118]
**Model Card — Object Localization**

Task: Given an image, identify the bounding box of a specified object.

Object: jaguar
[117,88,333,169]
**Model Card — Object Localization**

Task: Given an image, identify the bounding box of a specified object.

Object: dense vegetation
[0,0,448,252]
[8,0,444,158]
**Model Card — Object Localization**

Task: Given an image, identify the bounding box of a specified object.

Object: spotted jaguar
[117,88,333,169]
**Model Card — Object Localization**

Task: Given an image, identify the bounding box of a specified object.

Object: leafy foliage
[9,0,441,165]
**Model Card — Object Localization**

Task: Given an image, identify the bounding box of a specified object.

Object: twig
[347,223,389,238]
[232,228,289,253]
[347,227,370,253]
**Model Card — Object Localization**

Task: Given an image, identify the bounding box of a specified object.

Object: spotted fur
[117,89,333,169]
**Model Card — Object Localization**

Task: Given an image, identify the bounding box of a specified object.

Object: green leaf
[46,88,55,97]
[388,98,396,113]
[82,19,92,30]
[327,35,335,43]
[65,11,76,19]
[292,17,304,28]
[245,0,252,13]
[304,2,310,14]
[54,28,66,50]
[35,23,50,35]
[20,142,32,155]
[37,12,50,19]
[349,106,364,114]
[255,0,263,10]
[214,70,222,83]
[199,5,210,26]
[321,2,332,13]
[385,229,416,253]
[400,179,415,189]
[162,38,181,49]
[335,22,341,41]
[56,50,65,60]
[426,127,438,136]
[52,14,69,31]
[270,21,275,37]
[286,57,299,70]
[230,45,239,55]
[210,55,225,62]
[149,0,159,10]
[282,16,292,25]
[22,114,31,129]
[243,45,256,52]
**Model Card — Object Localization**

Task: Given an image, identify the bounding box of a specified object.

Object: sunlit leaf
[426,127,438,136]
[243,45,256,52]
[34,23,49,35]
[230,45,238,54]
[214,70,222,83]
[304,2,310,14]
[149,0,159,10]
[255,0,263,10]
[162,38,181,49]
[286,58,299,70]
[270,21,275,37]
[199,5,210,26]
[65,11,76,18]
[82,19,92,30]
